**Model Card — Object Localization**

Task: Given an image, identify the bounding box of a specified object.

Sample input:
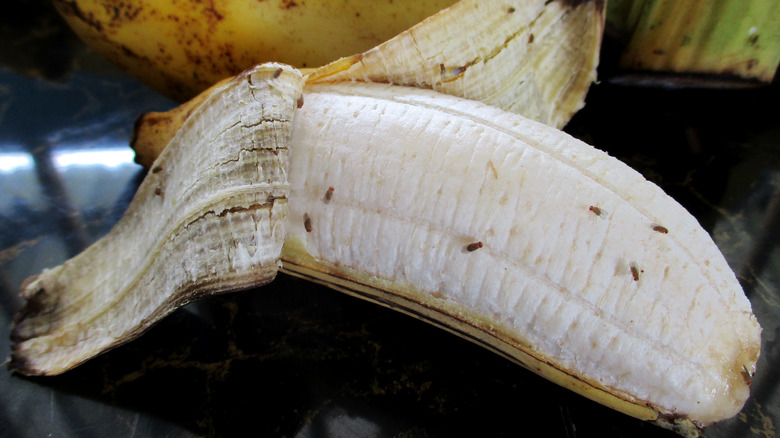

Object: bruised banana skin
[130,0,604,169]
[310,0,605,130]
[10,64,304,375]
[281,82,760,434]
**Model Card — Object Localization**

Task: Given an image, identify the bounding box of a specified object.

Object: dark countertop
[1,2,778,437]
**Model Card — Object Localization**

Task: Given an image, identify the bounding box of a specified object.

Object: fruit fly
[652,224,669,234]
[304,214,313,233]
[630,263,644,281]
[466,242,483,252]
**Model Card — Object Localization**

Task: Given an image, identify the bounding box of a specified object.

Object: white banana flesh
[281,82,760,432]
[10,64,304,375]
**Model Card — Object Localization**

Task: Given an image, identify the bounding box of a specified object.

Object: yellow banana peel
[53,0,458,100]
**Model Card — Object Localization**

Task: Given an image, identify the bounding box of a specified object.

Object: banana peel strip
[10,64,304,375]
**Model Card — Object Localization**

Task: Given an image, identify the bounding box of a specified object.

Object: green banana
[607,0,780,85]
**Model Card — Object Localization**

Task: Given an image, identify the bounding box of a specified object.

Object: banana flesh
[279,82,760,433]
[10,64,304,375]
[309,0,604,129]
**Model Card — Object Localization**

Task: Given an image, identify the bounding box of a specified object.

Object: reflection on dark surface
[1,2,778,438]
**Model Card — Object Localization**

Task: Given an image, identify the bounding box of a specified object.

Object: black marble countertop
[1,2,778,437]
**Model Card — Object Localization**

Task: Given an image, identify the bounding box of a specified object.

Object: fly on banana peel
[9,63,760,437]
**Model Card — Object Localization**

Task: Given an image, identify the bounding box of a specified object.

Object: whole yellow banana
[53,0,457,100]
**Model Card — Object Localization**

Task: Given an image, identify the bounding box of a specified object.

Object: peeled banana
[10,63,760,436]
[52,0,458,100]
[281,82,760,435]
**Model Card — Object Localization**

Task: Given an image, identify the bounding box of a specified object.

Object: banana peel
[11,64,304,375]
[131,0,605,168]
[308,0,604,129]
